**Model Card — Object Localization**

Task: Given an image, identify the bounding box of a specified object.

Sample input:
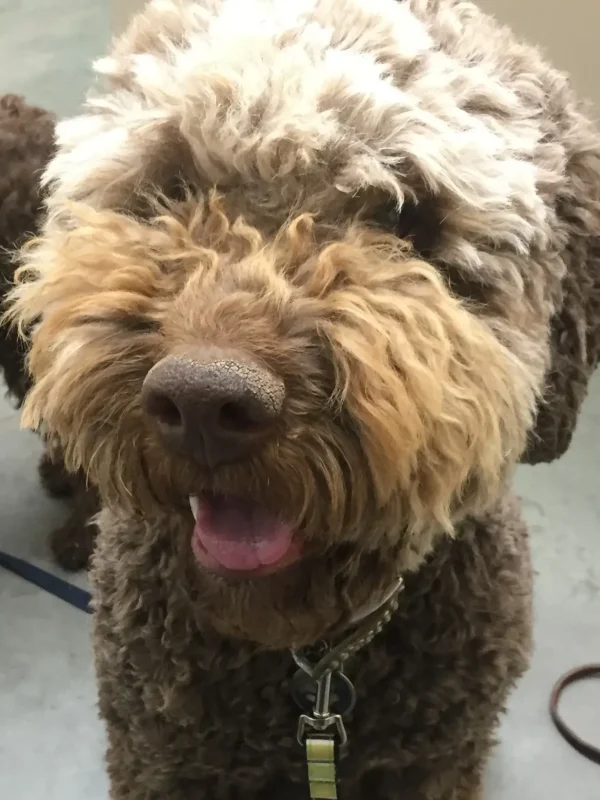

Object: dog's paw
[49,517,97,572]
[38,452,75,498]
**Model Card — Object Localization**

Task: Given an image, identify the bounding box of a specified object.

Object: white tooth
[189,495,199,521]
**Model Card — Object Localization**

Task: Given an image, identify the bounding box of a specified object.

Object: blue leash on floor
[0,549,92,613]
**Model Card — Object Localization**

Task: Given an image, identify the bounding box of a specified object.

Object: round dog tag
[291,669,356,716]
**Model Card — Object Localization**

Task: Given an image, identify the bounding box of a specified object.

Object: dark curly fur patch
[0,95,55,403]
[0,94,98,571]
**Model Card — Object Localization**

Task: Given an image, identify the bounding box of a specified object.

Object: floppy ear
[521,149,600,464]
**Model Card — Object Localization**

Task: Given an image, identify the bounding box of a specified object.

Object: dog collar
[290,576,404,799]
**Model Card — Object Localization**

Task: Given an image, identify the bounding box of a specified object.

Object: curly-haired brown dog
[8,0,600,798]
[0,93,99,571]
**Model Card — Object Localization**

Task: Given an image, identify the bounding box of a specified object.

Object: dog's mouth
[189,494,303,577]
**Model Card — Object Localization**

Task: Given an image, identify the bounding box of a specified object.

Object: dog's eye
[160,176,190,205]
[126,176,192,221]
[436,262,493,308]
[372,196,492,309]
[372,194,443,259]
[77,312,160,334]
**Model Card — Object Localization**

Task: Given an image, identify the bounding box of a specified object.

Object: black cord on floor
[549,666,600,765]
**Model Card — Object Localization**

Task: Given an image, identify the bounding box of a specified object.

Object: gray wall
[477,0,600,115]
[111,0,145,36]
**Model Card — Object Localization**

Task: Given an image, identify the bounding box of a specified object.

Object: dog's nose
[141,350,285,467]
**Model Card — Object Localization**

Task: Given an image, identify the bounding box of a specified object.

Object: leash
[550,665,600,765]
[0,549,93,613]
[291,578,404,799]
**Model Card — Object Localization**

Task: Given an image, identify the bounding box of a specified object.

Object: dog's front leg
[38,449,99,571]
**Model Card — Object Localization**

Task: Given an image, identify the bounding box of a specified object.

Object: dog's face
[11,0,553,648]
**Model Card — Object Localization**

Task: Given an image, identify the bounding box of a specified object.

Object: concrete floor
[0,1,599,798]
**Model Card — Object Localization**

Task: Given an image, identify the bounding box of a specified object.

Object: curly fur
[94,495,530,800]
[0,94,54,401]
[0,93,99,571]
[6,0,600,797]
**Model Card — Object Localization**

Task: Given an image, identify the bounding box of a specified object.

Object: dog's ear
[521,164,600,464]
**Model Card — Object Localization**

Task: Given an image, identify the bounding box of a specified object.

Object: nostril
[218,400,266,434]
[146,392,183,429]
[142,351,285,464]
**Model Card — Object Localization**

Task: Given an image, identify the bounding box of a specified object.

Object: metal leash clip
[292,644,356,799]
[290,583,403,800]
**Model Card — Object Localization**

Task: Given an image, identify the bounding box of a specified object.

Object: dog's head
[8,0,600,648]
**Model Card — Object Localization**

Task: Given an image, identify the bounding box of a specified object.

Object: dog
[7,1,600,798]
[0,93,98,571]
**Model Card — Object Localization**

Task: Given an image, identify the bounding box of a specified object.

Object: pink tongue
[194,496,294,572]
